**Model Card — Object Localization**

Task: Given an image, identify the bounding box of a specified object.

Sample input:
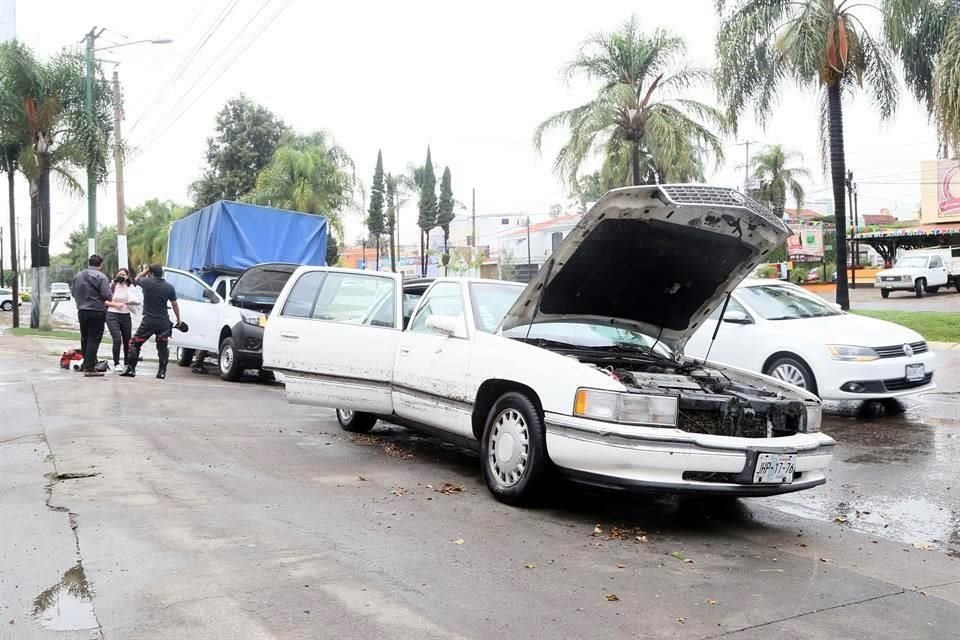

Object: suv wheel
[218,337,243,381]
[480,391,550,505]
[336,409,377,433]
[915,278,925,298]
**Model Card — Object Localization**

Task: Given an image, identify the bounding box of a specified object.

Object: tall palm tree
[883,0,960,156]
[535,16,726,188]
[748,145,811,218]
[715,0,899,310]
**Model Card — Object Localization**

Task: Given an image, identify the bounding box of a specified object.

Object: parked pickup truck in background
[874,246,960,298]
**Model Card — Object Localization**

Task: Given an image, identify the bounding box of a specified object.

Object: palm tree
[883,0,960,156]
[245,132,357,240]
[535,16,726,188]
[748,145,811,218]
[715,0,899,310]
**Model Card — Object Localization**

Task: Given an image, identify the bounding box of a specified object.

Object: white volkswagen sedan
[264,185,834,505]
[684,280,936,401]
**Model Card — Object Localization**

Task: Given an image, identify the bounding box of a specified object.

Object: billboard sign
[938,161,960,218]
[786,224,823,257]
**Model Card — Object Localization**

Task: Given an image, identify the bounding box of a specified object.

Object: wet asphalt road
[0,333,958,639]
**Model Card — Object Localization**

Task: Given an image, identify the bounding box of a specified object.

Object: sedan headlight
[804,403,822,433]
[574,388,678,427]
[241,311,267,328]
[827,345,879,362]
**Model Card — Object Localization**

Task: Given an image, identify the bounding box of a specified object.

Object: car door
[263,268,402,413]
[163,269,223,352]
[683,295,755,368]
[928,256,948,286]
[392,281,474,438]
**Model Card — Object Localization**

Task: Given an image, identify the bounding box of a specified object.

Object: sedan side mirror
[203,288,220,304]
[722,310,752,324]
[425,314,466,337]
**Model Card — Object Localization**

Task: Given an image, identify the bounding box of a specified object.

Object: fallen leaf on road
[833,515,848,523]
[353,435,379,446]
[636,535,648,544]
[593,524,603,536]
[820,558,831,563]
[707,600,718,605]
[524,563,536,569]
[670,551,687,561]
[683,558,695,564]
[358,474,367,481]
[453,538,465,545]
[391,488,405,497]
[677,617,686,624]
[437,482,466,495]
[605,594,620,602]
[383,443,415,460]
[913,542,932,551]
[616,564,625,569]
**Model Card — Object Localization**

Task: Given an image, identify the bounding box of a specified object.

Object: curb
[929,341,960,350]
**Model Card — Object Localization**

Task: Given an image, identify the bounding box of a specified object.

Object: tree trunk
[420,230,425,277]
[389,225,396,273]
[29,181,39,328]
[375,234,380,271]
[827,83,850,311]
[631,140,641,187]
[37,154,52,331]
[7,167,19,328]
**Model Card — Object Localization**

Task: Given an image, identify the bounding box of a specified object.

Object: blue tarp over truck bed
[165,201,327,283]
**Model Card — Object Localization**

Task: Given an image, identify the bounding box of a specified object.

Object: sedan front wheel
[766,355,818,396]
[481,391,550,505]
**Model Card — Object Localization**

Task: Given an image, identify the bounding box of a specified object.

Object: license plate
[753,453,796,484]
[906,363,925,382]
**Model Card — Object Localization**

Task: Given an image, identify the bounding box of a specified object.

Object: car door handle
[399,347,410,356]
[280,333,300,341]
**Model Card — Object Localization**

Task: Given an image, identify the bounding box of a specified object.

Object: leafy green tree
[57,224,118,277]
[245,131,356,239]
[190,96,287,208]
[385,174,398,272]
[325,232,340,266]
[535,16,725,188]
[2,40,112,329]
[417,147,437,276]
[126,199,190,267]
[883,0,960,155]
[367,150,385,270]
[715,0,899,310]
[748,145,811,219]
[569,171,606,212]
[437,166,455,271]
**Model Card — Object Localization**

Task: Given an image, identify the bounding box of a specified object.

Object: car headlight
[241,311,267,328]
[901,275,913,282]
[804,403,822,433]
[573,388,678,427]
[827,345,879,362]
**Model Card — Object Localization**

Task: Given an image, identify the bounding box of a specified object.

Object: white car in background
[264,185,834,505]
[0,288,21,312]
[684,280,936,401]
[51,282,71,301]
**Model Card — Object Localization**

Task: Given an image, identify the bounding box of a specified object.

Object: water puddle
[33,561,98,632]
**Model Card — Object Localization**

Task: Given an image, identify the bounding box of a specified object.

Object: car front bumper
[815,351,937,401]
[544,413,834,497]
[230,321,265,367]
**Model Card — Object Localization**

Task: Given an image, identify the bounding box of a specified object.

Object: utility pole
[84,27,104,256]
[852,181,860,289]
[735,140,758,192]
[526,216,532,282]
[1,227,4,287]
[846,170,855,290]
[112,68,128,270]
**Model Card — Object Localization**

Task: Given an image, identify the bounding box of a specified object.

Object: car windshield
[894,256,929,268]
[738,285,841,320]
[469,282,524,333]
[231,266,295,308]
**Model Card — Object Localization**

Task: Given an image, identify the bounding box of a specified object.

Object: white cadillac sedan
[684,280,937,401]
[264,185,834,505]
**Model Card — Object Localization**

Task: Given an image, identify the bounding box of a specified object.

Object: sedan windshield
[894,256,929,269]
[738,285,841,320]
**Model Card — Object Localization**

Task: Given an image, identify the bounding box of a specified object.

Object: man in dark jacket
[70,254,113,377]
[120,264,182,379]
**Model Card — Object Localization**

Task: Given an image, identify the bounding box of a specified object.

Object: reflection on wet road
[769,348,960,557]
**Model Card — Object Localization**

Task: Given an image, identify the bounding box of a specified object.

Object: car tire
[880,288,890,299]
[218,337,243,381]
[336,409,377,433]
[765,355,818,396]
[177,348,196,367]
[480,391,550,506]
[0,300,11,311]
[915,278,925,298]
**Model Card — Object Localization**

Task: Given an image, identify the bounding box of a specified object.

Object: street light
[83,27,171,256]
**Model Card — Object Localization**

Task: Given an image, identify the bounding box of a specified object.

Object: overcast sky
[1,0,940,257]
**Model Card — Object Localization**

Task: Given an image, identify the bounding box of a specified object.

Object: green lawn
[8,327,112,342]
[852,310,960,343]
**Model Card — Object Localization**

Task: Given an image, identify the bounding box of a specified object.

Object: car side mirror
[425,314,466,337]
[722,310,752,324]
[203,289,220,303]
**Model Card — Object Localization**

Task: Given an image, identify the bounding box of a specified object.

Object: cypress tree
[417,147,437,276]
[367,150,385,270]
[437,167,455,273]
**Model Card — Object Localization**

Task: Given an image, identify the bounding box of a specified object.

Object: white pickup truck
[874,246,960,298]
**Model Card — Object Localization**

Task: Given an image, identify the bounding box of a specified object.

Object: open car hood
[499,185,790,353]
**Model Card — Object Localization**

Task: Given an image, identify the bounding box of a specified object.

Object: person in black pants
[70,254,113,377]
[120,264,182,379]
[105,267,136,369]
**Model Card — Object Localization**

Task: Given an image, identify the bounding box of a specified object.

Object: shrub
[789,267,809,284]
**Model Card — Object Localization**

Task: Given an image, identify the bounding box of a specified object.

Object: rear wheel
[915,278,925,298]
[177,348,196,367]
[218,337,243,381]
[765,355,818,395]
[481,391,550,506]
[0,300,12,311]
[880,288,890,299]
[336,409,377,433]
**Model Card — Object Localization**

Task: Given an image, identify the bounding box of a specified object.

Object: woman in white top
[105,268,136,370]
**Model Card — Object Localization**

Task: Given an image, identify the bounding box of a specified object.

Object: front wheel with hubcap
[915,278,925,298]
[765,355,818,395]
[481,391,550,505]
[336,409,377,433]
[218,337,243,381]
[0,300,12,311]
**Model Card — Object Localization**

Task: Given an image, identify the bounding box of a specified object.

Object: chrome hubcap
[487,408,529,488]
[220,345,233,373]
[338,409,354,423]
[771,363,807,388]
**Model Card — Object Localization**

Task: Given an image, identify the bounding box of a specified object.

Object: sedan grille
[873,341,928,359]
